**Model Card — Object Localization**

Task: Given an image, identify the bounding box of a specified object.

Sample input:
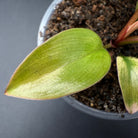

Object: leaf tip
[4,91,7,95]
[126,104,138,114]
[4,87,11,96]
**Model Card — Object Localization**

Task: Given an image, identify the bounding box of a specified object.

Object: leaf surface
[5,28,111,100]
[117,56,138,114]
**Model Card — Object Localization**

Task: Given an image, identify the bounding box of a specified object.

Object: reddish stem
[115,10,138,44]
[118,36,138,45]
[124,21,138,38]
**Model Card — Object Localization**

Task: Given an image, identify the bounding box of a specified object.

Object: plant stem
[104,43,112,49]
[115,10,138,44]
[118,36,138,46]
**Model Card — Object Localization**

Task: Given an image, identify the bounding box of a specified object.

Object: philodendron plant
[5,2,138,114]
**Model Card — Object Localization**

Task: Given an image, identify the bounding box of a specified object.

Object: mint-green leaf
[117,56,138,114]
[5,28,111,100]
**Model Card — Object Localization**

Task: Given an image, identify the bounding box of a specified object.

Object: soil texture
[44,0,138,113]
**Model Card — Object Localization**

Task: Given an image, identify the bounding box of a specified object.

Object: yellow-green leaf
[117,56,138,114]
[5,28,111,100]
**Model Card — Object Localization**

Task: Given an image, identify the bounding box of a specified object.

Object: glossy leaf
[5,28,111,100]
[117,56,138,114]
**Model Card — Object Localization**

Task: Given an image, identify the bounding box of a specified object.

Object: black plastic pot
[37,0,138,120]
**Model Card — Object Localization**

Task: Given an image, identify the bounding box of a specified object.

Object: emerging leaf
[124,21,138,39]
[115,9,138,45]
[117,56,138,114]
[5,28,111,100]
[118,36,138,45]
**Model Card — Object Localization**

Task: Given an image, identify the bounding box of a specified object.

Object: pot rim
[37,0,138,120]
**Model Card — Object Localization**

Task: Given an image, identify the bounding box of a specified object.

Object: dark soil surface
[44,0,138,113]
